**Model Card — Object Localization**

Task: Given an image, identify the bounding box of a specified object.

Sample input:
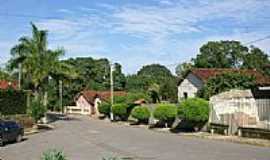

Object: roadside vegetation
[1,23,269,137]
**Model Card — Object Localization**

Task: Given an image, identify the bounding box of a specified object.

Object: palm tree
[9,23,76,106]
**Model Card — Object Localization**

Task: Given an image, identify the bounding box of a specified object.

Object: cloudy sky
[0,0,270,74]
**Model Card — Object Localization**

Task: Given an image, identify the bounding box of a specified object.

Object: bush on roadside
[41,149,67,160]
[131,106,151,124]
[178,98,209,122]
[153,104,177,127]
[28,100,47,123]
[178,98,209,131]
[98,102,111,117]
[112,103,129,121]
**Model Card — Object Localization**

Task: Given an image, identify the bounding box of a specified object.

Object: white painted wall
[76,96,92,115]
[178,73,203,102]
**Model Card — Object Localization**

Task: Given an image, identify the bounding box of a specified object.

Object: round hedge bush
[112,103,129,121]
[131,106,151,123]
[178,98,209,122]
[153,104,177,124]
[98,102,111,117]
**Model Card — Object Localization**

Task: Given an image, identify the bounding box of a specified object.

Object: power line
[244,35,270,45]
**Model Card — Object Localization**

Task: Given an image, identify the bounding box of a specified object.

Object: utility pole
[18,63,22,90]
[59,80,63,114]
[110,63,114,121]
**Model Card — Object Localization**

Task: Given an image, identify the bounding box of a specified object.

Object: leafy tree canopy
[126,64,177,102]
[198,72,256,99]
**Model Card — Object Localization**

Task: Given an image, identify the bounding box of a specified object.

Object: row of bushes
[99,98,210,128]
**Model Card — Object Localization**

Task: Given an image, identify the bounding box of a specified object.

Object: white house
[178,68,270,102]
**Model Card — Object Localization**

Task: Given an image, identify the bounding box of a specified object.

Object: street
[1,115,270,160]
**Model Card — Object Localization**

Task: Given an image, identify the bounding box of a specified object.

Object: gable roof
[76,90,127,105]
[0,80,17,90]
[190,68,270,86]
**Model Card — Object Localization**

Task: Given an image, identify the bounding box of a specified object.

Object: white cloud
[33,0,270,73]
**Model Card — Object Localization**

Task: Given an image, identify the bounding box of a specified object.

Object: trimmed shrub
[0,89,27,115]
[98,102,111,117]
[153,104,177,127]
[131,106,151,124]
[112,103,129,121]
[41,149,67,160]
[178,98,209,122]
[114,96,127,104]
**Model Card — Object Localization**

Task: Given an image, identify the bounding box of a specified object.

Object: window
[183,92,188,99]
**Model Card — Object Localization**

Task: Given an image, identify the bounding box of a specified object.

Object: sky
[0,0,270,74]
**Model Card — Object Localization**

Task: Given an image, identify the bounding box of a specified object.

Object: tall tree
[242,46,270,75]
[193,41,248,68]
[175,62,193,79]
[8,23,75,103]
[126,64,177,102]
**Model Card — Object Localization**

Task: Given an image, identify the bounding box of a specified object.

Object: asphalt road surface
[1,115,270,160]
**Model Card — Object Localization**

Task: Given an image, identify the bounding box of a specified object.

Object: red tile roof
[0,80,17,90]
[191,68,270,86]
[77,90,127,105]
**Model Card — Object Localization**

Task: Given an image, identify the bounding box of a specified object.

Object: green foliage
[199,72,256,99]
[29,100,47,122]
[175,62,193,79]
[0,89,27,115]
[62,58,126,106]
[41,149,67,160]
[178,98,209,122]
[98,102,111,117]
[193,41,248,68]
[192,40,270,76]
[159,78,178,103]
[126,92,150,104]
[131,106,151,123]
[153,104,177,124]
[242,46,270,76]
[0,69,11,80]
[114,96,127,104]
[126,64,177,102]
[112,103,129,121]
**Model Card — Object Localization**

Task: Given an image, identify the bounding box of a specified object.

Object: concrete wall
[178,73,203,102]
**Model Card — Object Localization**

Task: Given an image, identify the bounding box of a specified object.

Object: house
[65,90,126,116]
[177,68,270,102]
[0,80,17,90]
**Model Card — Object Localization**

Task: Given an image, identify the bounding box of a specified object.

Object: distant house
[177,68,270,102]
[66,90,126,116]
[0,80,17,90]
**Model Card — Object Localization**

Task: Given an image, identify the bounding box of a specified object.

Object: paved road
[1,115,270,160]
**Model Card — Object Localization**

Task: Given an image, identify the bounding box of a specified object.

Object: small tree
[178,98,209,131]
[153,104,177,127]
[112,103,129,121]
[131,106,151,124]
[29,100,47,123]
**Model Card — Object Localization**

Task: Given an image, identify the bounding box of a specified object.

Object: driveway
[1,115,270,160]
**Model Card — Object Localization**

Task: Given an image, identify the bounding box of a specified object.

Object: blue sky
[0,0,270,74]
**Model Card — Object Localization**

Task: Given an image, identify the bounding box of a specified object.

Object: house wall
[76,96,92,115]
[178,73,204,102]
